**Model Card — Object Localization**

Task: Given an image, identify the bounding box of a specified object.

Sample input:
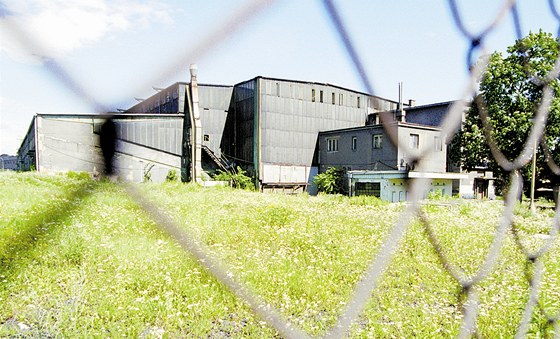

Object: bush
[313,167,345,194]
[213,166,254,190]
[166,169,178,182]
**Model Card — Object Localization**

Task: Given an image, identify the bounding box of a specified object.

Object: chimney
[398,82,406,122]
[189,64,203,183]
[408,99,416,107]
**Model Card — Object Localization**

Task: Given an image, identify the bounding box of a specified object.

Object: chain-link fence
[2,0,560,337]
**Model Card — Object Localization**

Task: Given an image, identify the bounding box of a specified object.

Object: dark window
[312,89,316,102]
[357,96,361,108]
[320,90,324,103]
[332,92,336,105]
[356,182,381,197]
[327,138,339,152]
[339,93,343,106]
[204,134,210,142]
[373,134,383,149]
[352,136,357,150]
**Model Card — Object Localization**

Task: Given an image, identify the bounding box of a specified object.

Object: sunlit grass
[0,172,558,337]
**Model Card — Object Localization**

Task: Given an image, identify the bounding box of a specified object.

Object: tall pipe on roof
[398,82,405,122]
[190,64,203,183]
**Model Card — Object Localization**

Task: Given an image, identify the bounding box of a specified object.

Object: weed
[0,172,558,337]
[213,166,254,190]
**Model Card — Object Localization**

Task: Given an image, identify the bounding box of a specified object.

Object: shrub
[166,169,178,182]
[313,167,345,194]
[213,166,254,190]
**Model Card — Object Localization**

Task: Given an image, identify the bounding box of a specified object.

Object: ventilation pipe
[398,82,406,122]
[189,64,203,183]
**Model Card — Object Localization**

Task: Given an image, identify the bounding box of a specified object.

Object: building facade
[122,70,402,190]
[0,154,17,171]
[18,114,183,182]
[318,120,466,200]
[220,77,400,192]
[18,68,489,200]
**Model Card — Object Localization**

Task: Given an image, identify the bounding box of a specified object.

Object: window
[320,90,324,103]
[355,182,381,197]
[332,92,336,105]
[410,134,419,149]
[276,82,280,97]
[434,136,442,151]
[311,89,316,102]
[327,138,339,152]
[203,134,210,142]
[339,93,343,106]
[357,96,361,108]
[352,136,357,150]
[373,134,383,149]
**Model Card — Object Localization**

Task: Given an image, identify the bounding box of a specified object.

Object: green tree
[313,167,345,194]
[452,30,560,193]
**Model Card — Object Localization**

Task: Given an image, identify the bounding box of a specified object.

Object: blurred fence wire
[2,0,560,337]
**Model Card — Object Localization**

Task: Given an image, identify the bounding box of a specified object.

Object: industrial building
[16,65,490,200]
[124,65,401,191]
[318,120,467,201]
[0,154,17,171]
[17,113,183,182]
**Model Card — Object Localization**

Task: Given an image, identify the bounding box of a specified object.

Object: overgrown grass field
[0,172,558,337]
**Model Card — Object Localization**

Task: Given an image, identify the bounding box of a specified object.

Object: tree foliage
[452,30,560,192]
[313,167,345,194]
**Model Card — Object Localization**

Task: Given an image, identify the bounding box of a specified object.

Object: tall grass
[0,172,558,337]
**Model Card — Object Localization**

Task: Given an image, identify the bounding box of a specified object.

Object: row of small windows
[328,134,443,152]
[272,82,397,111]
[310,88,361,107]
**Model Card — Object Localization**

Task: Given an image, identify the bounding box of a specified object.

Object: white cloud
[0,0,172,62]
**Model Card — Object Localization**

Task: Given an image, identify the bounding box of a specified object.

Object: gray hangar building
[18,66,402,192]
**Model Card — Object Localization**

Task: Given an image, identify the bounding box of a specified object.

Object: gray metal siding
[198,85,234,157]
[114,118,182,155]
[259,79,382,167]
[16,118,36,171]
[405,104,450,127]
[221,79,256,169]
[126,83,182,114]
[34,115,183,182]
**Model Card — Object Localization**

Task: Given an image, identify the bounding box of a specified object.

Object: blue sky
[0,0,558,155]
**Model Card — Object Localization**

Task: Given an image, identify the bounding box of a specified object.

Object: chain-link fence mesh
[2,0,560,337]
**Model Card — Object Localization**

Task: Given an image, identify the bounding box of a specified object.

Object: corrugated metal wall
[198,85,234,157]
[114,119,182,155]
[126,83,184,114]
[259,78,391,167]
[35,115,183,182]
[16,117,36,171]
[221,79,256,170]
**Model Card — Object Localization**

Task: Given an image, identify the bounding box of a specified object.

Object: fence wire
[2,0,560,337]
